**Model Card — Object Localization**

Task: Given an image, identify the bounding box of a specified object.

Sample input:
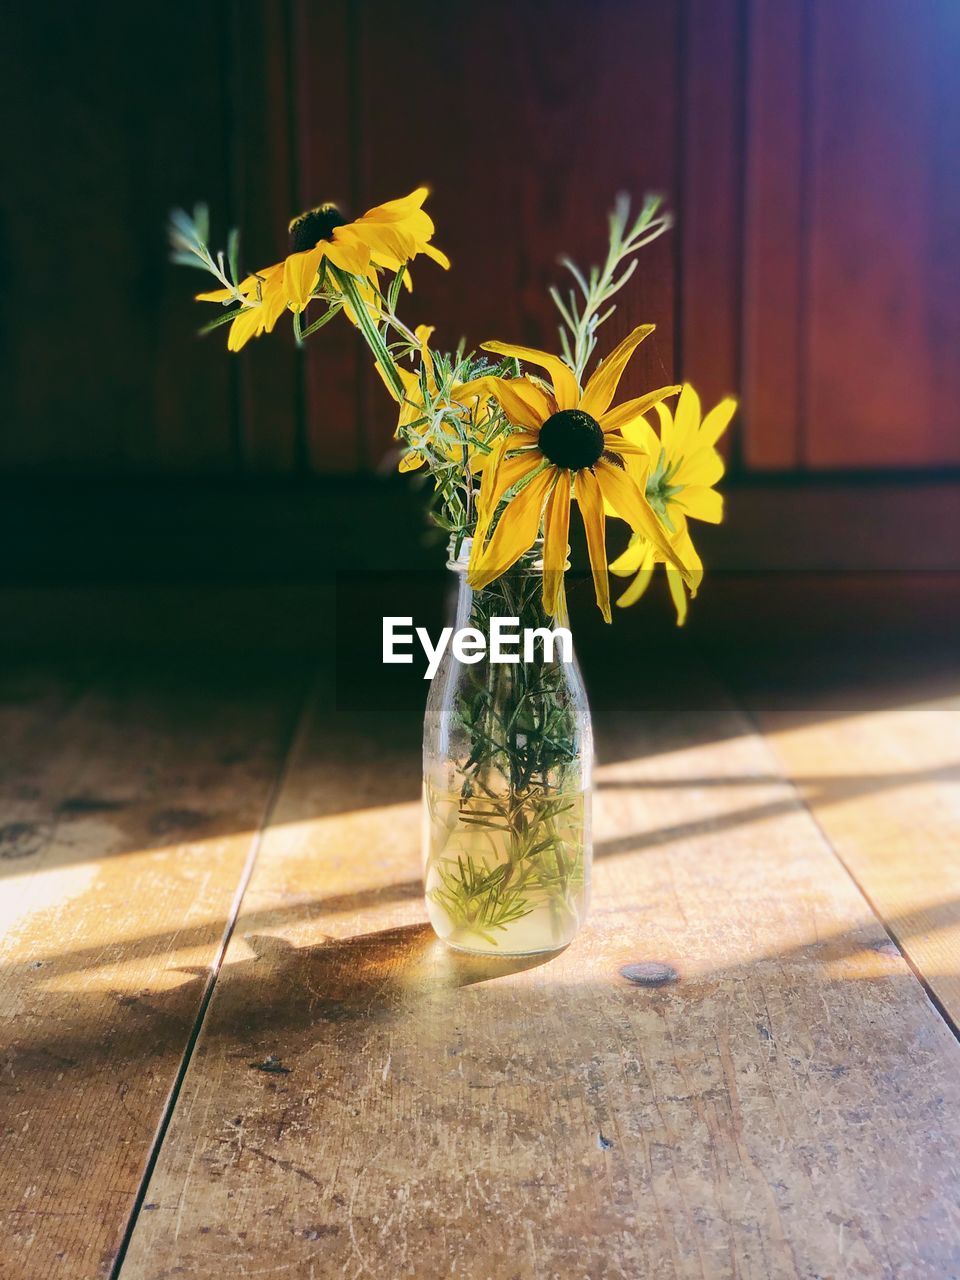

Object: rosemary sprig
[168,205,251,310]
[550,192,673,381]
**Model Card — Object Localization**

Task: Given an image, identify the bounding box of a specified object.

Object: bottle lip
[447,535,569,575]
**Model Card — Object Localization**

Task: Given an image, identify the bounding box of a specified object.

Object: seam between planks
[737,697,960,1046]
[109,674,321,1280]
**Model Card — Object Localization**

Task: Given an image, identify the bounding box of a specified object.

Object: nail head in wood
[619,962,678,987]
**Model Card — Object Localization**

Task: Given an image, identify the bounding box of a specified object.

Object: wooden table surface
[2,581,960,1279]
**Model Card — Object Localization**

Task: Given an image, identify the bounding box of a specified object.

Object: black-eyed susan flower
[197,188,448,352]
[609,384,736,623]
[458,327,696,621]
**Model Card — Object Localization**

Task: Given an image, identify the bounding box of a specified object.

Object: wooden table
[3,580,960,1278]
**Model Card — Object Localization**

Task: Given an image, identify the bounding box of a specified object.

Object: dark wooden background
[1,0,959,588]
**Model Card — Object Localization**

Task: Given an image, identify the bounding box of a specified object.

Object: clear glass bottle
[422,538,593,955]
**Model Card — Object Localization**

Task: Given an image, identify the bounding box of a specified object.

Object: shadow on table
[7,892,960,1075]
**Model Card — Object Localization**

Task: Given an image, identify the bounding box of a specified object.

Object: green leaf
[299,303,344,340]
[227,227,241,286]
[193,202,210,245]
[199,307,242,335]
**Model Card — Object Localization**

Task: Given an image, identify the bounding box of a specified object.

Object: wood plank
[0,662,302,1279]
[750,677,960,1032]
[741,0,807,470]
[229,0,302,473]
[120,675,960,1277]
[804,0,960,467]
[351,0,681,470]
[0,3,236,473]
[679,0,745,449]
[293,0,363,474]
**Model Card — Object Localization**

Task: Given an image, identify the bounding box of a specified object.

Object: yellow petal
[651,400,674,440]
[468,466,555,590]
[600,444,651,518]
[424,242,451,270]
[542,473,571,618]
[471,437,507,518]
[257,269,289,334]
[666,568,689,625]
[283,246,324,312]
[226,305,265,353]
[481,341,580,412]
[324,235,370,278]
[479,447,542,518]
[398,450,425,473]
[473,446,541,548]
[674,523,704,584]
[615,549,657,608]
[618,414,661,456]
[341,189,445,274]
[573,469,611,622]
[605,439,654,462]
[361,230,414,272]
[678,485,723,523]
[580,326,655,419]
[376,358,417,405]
[198,266,268,304]
[411,325,436,387]
[594,460,693,586]
[365,187,430,218]
[599,385,682,434]
[196,286,235,303]
[700,396,737,448]
[678,447,725,487]
[664,384,701,453]
[609,532,648,576]
[455,375,552,429]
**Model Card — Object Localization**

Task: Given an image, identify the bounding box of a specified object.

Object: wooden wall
[742,0,960,470]
[1,0,957,478]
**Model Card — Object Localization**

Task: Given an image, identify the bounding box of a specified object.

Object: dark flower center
[288,204,347,253]
[538,409,604,471]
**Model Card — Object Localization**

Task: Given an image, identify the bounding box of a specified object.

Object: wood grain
[229,0,302,473]
[740,0,807,471]
[804,0,960,467]
[294,0,364,473]
[0,3,236,473]
[753,679,960,1033]
[120,679,960,1278]
[679,0,744,444]
[0,663,301,1279]
[351,0,681,468]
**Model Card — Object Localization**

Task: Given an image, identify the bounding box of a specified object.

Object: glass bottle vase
[422,539,593,955]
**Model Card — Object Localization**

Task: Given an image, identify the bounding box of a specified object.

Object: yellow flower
[459,327,695,621]
[609,384,736,622]
[197,188,449,352]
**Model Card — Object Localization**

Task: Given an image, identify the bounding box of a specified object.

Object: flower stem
[330,267,405,400]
